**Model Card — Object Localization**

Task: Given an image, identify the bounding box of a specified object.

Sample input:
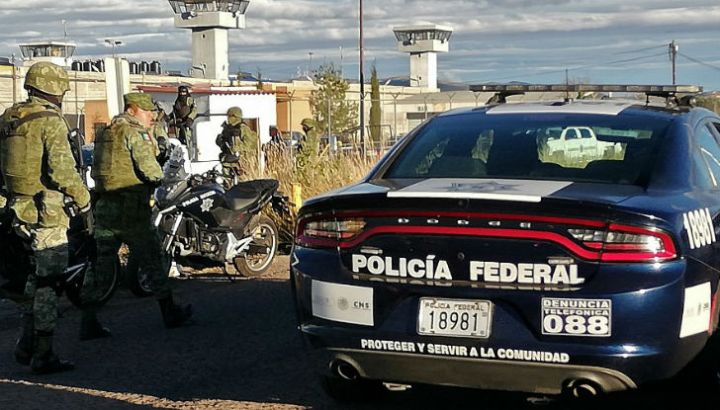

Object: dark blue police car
[290,85,720,399]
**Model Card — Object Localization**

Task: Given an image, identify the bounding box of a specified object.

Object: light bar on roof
[469,84,702,93]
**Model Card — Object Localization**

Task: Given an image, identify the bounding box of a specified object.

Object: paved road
[0,256,717,409]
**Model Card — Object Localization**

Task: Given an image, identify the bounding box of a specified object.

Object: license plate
[417,298,492,338]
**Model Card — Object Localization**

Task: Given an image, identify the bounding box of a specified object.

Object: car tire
[674,331,720,391]
[320,376,383,403]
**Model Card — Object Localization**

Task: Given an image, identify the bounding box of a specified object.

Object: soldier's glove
[78,203,94,236]
[185,118,194,128]
[149,178,163,189]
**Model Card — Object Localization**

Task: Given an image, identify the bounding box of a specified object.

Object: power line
[612,44,667,56]
[474,51,667,83]
[601,51,668,67]
[678,51,720,72]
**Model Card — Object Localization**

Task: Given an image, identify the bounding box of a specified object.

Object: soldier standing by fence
[215,106,258,187]
[297,118,320,169]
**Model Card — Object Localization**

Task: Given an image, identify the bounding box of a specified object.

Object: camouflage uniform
[0,173,7,213]
[215,107,258,184]
[82,93,191,331]
[171,86,197,152]
[0,62,90,373]
[297,118,320,168]
[84,96,169,304]
[151,107,170,164]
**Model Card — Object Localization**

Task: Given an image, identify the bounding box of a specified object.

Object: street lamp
[104,39,123,57]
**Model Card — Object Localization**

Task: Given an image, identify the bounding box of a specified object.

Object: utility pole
[669,40,678,85]
[327,96,333,155]
[359,0,365,155]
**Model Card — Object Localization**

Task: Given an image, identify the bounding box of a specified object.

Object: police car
[290,84,720,399]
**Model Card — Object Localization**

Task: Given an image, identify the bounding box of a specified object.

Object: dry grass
[242,147,378,236]
[244,146,378,204]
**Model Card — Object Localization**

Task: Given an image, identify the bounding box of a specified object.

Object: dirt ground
[0,256,718,410]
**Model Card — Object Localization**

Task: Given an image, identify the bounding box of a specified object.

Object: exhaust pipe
[331,359,360,381]
[565,379,602,399]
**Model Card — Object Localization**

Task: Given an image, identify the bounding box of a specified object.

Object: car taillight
[296,210,677,262]
[298,217,366,247]
[569,224,676,262]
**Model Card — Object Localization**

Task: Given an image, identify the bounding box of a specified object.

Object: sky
[1,0,720,90]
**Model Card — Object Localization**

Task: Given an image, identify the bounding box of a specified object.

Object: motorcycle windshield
[163,144,189,183]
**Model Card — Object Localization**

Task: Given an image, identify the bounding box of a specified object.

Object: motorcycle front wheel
[233,215,278,277]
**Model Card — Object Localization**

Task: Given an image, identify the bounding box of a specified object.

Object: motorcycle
[124,148,292,296]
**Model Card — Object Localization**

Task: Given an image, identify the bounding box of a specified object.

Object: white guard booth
[140,85,277,175]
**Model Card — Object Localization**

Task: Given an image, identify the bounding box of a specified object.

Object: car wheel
[675,331,720,390]
[320,376,384,403]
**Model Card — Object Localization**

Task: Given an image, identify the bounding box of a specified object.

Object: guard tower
[393,25,453,89]
[168,0,250,80]
[18,41,76,68]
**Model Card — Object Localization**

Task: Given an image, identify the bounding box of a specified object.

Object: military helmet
[25,62,70,96]
[178,85,190,94]
[301,118,316,129]
[227,106,243,118]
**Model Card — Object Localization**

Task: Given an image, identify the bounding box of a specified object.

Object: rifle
[67,128,88,185]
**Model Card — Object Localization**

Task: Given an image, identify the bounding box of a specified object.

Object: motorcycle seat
[224,179,279,212]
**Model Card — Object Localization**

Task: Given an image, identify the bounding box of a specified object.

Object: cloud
[0,1,718,89]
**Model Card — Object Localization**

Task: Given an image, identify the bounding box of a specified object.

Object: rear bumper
[310,346,636,395]
[291,250,717,394]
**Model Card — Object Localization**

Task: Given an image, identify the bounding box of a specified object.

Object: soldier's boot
[158,294,192,328]
[14,313,34,365]
[30,331,75,375]
[79,310,111,341]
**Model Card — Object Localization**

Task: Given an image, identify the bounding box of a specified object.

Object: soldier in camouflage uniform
[296,118,320,168]
[0,173,7,213]
[80,93,192,338]
[215,106,258,187]
[151,103,170,166]
[0,62,91,374]
[171,86,197,158]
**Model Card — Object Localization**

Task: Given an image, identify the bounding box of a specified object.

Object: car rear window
[383,112,672,185]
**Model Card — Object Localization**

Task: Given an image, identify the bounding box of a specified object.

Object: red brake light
[569,224,676,262]
[297,217,366,247]
[296,211,677,262]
